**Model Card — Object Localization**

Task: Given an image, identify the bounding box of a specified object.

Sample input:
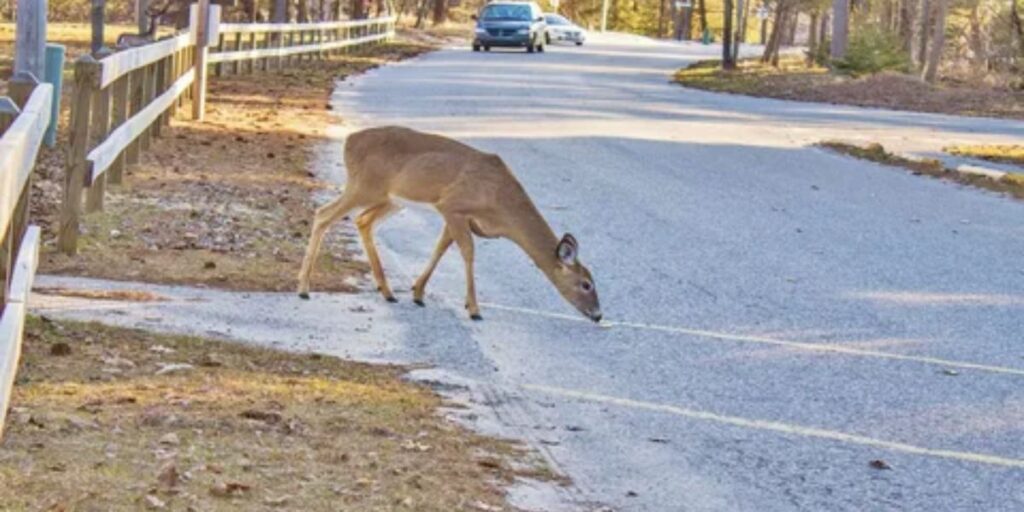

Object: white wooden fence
[58,9,396,254]
[0,83,50,441]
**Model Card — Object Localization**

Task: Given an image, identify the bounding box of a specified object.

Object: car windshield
[480,4,532,21]
[545,14,570,25]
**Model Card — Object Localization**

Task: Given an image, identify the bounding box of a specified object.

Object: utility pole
[600,0,609,31]
[14,0,46,80]
[90,0,104,54]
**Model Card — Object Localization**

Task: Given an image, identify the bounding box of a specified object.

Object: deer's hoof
[385,296,398,303]
[413,299,425,307]
[470,313,483,321]
[298,292,310,300]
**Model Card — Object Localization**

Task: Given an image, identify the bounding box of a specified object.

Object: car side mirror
[535,16,544,21]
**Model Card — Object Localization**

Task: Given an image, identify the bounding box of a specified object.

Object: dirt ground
[1,24,434,292]
[675,57,1024,121]
[0,316,555,511]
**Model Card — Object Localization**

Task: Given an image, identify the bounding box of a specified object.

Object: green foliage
[808,37,830,67]
[831,27,911,76]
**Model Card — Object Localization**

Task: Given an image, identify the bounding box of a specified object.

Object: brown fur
[297,126,601,321]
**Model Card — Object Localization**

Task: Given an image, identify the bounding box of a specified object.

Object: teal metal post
[43,43,65,147]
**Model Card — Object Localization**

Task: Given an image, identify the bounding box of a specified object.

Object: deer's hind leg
[355,201,400,303]
[298,190,361,298]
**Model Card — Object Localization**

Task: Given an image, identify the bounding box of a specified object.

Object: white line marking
[522,382,1024,468]
[481,302,1024,377]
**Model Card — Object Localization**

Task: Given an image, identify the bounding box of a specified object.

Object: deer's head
[145,1,172,19]
[550,234,601,322]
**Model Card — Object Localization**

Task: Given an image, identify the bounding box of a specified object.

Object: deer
[297,126,602,323]
[115,1,173,49]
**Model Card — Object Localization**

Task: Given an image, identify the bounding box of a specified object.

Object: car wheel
[473,44,481,52]
[484,46,491,51]
[575,41,583,46]
[527,41,535,53]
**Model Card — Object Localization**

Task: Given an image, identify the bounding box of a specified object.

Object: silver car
[544,13,586,46]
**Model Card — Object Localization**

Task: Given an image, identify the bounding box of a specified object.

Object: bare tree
[917,0,930,66]
[921,0,946,81]
[1012,0,1024,57]
[723,0,735,68]
[432,0,445,25]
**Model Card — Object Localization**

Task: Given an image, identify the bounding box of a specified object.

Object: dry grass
[945,144,1024,167]
[0,316,554,511]
[675,57,1024,120]
[0,24,434,292]
[817,141,1024,201]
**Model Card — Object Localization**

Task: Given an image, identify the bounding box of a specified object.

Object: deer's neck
[505,201,560,280]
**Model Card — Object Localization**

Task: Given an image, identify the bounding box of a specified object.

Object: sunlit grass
[945,144,1024,167]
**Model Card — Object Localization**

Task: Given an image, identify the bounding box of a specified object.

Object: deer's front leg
[412,225,453,307]
[446,218,481,320]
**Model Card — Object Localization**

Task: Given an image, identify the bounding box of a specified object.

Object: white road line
[522,382,1024,469]
[481,302,1024,378]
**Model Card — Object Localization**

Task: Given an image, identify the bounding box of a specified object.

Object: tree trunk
[732,0,745,61]
[723,0,735,68]
[762,2,787,63]
[432,0,445,25]
[921,0,946,82]
[414,0,428,27]
[273,0,287,21]
[1012,0,1024,57]
[658,0,667,37]
[898,0,913,54]
[352,0,365,18]
[807,12,818,66]
[819,12,829,46]
[697,0,708,34]
[967,3,984,68]
[917,0,931,66]
[786,11,797,45]
[298,0,308,21]
[831,0,849,59]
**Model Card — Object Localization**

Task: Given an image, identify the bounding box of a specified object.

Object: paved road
[39,34,1024,511]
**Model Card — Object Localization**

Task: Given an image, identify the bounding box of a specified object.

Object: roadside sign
[674,0,692,8]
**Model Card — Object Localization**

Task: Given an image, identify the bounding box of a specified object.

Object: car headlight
[516,28,529,34]
[474,27,486,34]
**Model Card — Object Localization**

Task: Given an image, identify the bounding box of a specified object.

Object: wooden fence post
[140,63,155,149]
[0,98,21,305]
[85,82,111,213]
[192,0,210,121]
[107,73,128,184]
[125,68,142,166]
[59,56,99,255]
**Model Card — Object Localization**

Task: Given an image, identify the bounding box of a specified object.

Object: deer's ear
[555,234,578,264]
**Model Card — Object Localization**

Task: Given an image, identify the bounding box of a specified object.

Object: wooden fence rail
[0,82,51,441]
[57,12,396,255]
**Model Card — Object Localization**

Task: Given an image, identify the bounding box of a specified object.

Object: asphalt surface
[37,34,1024,511]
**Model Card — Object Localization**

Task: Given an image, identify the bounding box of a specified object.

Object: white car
[544,13,586,46]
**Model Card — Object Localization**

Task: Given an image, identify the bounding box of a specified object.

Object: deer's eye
[581,281,593,292]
